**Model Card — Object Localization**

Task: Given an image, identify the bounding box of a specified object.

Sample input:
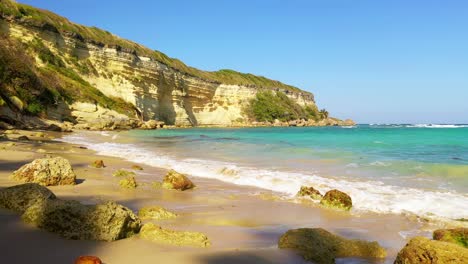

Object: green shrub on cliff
[0,0,309,93]
[246,91,322,122]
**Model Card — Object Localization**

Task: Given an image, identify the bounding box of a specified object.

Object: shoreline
[0,129,465,263]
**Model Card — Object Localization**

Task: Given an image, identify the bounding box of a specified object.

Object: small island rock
[91,160,105,168]
[119,176,137,189]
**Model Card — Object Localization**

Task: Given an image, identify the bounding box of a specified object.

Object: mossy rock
[0,183,56,213]
[138,206,177,220]
[433,228,467,248]
[140,223,210,247]
[91,160,105,168]
[22,199,141,241]
[395,236,468,264]
[11,157,76,186]
[297,185,323,200]
[162,170,195,191]
[131,165,143,170]
[17,135,29,141]
[113,169,136,177]
[278,228,386,264]
[320,189,352,210]
[119,176,137,189]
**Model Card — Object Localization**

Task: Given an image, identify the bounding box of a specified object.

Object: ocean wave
[406,124,468,128]
[61,133,468,220]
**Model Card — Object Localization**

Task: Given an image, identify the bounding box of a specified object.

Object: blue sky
[18,0,468,123]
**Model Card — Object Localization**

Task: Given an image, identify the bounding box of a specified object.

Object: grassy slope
[0,0,308,93]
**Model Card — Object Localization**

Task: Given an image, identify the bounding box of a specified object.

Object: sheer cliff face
[4,21,316,126]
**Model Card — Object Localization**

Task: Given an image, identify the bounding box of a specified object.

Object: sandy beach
[0,129,464,264]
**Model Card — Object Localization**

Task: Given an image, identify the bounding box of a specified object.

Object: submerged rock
[320,189,352,210]
[433,228,467,248]
[162,170,195,191]
[297,186,323,200]
[278,228,386,264]
[395,236,468,264]
[119,176,137,189]
[91,160,105,168]
[22,200,141,241]
[113,169,136,178]
[0,183,56,213]
[11,157,76,186]
[74,256,102,264]
[140,223,210,247]
[138,206,177,220]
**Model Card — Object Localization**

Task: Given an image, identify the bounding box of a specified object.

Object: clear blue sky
[18,0,468,124]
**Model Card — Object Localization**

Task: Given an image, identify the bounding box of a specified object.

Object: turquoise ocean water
[63,124,468,220]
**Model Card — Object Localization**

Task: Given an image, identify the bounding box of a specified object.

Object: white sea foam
[61,133,468,220]
[406,124,468,128]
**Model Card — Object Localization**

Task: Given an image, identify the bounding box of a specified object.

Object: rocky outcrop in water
[11,157,76,186]
[320,189,353,210]
[297,186,323,200]
[278,228,386,264]
[433,228,467,248]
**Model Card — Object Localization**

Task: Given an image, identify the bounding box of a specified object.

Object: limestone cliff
[0,0,328,128]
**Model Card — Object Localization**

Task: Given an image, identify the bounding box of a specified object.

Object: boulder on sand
[395,236,468,264]
[138,206,177,220]
[278,228,386,264]
[433,228,467,248]
[11,157,76,186]
[119,176,137,189]
[140,223,210,247]
[297,186,323,200]
[91,160,105,168]
[320,189,352,210]
[162,169,195,191]
[0,183,56,213]
[22,200,141,241]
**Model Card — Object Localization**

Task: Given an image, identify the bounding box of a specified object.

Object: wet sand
[0,130,460,263]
